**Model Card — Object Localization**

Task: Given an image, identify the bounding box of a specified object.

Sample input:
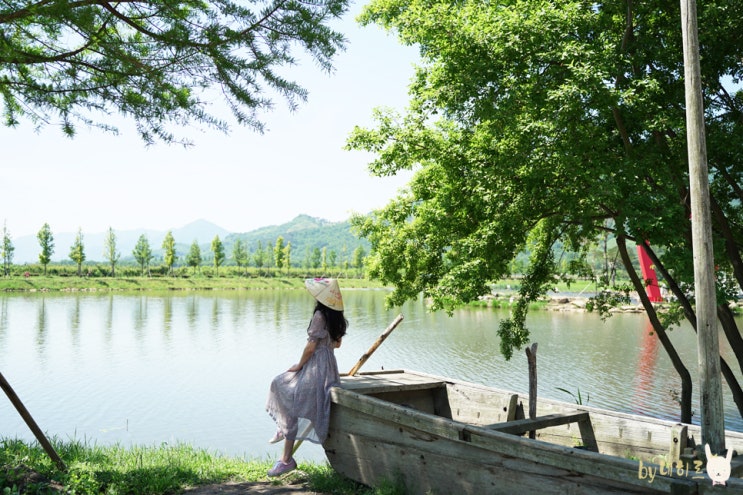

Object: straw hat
[305,278,344,311]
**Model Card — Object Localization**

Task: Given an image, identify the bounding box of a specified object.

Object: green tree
[274,236,286,270]
[36,223,54,275]
[103,227,120,277]
[1,0,349,143]
[232,238,249,275]
[321,246,328,273]
[283,242,292,272]
[254,241,266,273]
[303,246,312,269]
[69,228,86,276]
[328,250,338,270]
[352,246,366,272]
[348,0,743,423]
[311,247,322,269]
[1,221,13,276]
[133,234,154,276]
[186,240,202,274]
[211,235,225,275]
[162,231,177,276]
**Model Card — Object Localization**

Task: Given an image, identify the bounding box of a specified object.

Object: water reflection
[0,289,742,463]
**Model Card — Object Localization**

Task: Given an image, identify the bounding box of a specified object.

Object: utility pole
[680,0,725,454]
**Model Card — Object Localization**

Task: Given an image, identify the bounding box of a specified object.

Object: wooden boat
[323,369,743,494]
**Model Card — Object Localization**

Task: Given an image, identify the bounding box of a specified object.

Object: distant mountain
[9,216,366,266]
[11,219,230,264]
[226,215,369,267]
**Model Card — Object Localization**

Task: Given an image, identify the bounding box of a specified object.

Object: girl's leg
[281,438,295,463]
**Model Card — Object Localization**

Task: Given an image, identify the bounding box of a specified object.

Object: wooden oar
[291,314,404,454]
[347,314,404,376]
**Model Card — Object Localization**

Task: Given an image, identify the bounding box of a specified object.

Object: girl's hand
[334,337,342,348]
[288,364,302,372]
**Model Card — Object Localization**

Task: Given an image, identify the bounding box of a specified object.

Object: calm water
[1,289,742,463]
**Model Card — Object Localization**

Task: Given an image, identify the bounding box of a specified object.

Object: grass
[0,275,385,293]
[0,438,392,495]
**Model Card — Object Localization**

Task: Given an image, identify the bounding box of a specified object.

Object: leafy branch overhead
[348,0,743,372]
[0,0,348,143]
[348,0,743,424]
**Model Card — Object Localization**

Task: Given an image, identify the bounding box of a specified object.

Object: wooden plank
[487,411,599,452]
[330,387,462,442]
[488,411,591,434]
[669,424,688,462]
[340,370,446,394]
[445,383,521,425]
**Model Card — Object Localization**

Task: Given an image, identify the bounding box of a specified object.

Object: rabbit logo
[705,443,733,486]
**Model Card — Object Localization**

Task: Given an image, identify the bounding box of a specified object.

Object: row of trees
[0,224,367,277]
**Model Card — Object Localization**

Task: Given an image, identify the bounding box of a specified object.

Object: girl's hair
[313,301,348,342]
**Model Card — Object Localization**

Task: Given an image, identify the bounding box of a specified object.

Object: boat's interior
[339,370,743,472]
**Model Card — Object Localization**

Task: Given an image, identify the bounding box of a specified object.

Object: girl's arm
[288,340,318,372]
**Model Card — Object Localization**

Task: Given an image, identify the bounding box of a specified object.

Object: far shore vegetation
[0,265,591,306]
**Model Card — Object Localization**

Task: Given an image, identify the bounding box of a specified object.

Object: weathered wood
[340,370,743,460]
[0,372,66,471]
[670,424,688,462]
[526,342,538,439]
[488,411,590,434]
[327,385,702,494]
[488,411,599,452]
[444,383,520,425]
[680,0,725,453]
[347,314,404,376]
[329,370,743,494]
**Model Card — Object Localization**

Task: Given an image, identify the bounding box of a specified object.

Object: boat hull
[323,370,743,494]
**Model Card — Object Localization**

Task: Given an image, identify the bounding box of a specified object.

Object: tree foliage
[0,0,348,143]
[274,236,286,269]
[211,235,225,274]
[69,228,86,276]
[133,234,154,276]
[187,240,202,273]
[162,231,176,275]
[103,227,120,276]
[1,222,13,276]
[36,223,54,275]
[232,238,249,275]
[349,0,743,420]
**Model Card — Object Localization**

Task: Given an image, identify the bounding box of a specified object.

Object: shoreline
[0,276,384,293]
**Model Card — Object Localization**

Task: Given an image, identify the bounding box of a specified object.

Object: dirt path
[183,480,322,494]
[182,472,326,495]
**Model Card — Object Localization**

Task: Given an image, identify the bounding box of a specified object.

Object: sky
[1,2,419,238]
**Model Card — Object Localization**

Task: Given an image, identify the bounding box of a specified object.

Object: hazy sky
[1,3,418,238]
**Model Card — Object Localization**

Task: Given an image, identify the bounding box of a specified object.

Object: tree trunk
[717,304,743,375]
[616,234,693,423]
[644,243,743,419]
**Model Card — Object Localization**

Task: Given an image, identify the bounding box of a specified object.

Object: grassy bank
[0,276,385,293]
[0,438,399,495]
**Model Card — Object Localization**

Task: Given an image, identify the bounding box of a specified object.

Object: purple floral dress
[266,310,340,443]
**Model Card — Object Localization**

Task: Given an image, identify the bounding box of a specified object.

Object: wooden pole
[680,0,725,453]
[526,343,538,439]
[347,314,404,376]
[292,314,404,455]
[0,372,66,471]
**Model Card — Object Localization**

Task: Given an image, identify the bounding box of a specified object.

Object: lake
[1,288,742,463]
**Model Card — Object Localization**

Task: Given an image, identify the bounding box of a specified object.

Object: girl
[265,278,347,477]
